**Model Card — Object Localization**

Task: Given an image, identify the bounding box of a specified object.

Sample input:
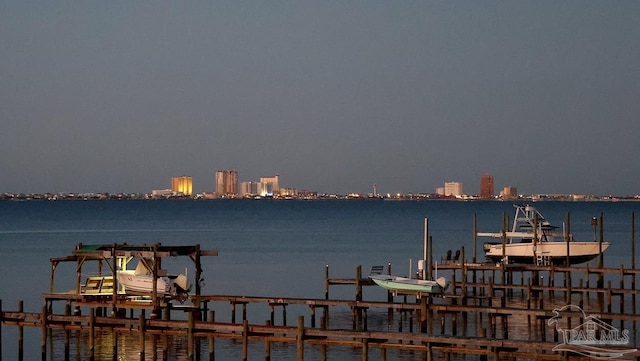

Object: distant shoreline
[2,192,639,202]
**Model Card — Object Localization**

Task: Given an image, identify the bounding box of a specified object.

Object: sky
[1,1,639,196]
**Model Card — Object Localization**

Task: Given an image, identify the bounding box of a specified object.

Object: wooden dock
[2,261,640,360]
[2,214,640,361]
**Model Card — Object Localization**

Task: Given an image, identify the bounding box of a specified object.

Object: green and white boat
[369,274,448,295]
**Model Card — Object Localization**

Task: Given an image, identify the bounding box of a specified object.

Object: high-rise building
[171,176,193,196]
[480,174,494,198]
[239,181,259,197]
[501,186,518,199]
[215,170,238,197]
[444,182,463,197]
[259,174,280,196]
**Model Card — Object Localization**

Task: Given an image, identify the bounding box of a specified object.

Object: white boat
[369,273,448,295]
[117,259,191,300]
[478,205,610,265]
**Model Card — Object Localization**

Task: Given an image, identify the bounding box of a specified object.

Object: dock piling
[89,308,95,361]
[264,320,271,361]
[188,309,195,360]
[40,304,47,361]
[296,316,304,361]
[242,320,249,361]
[0,299,3,361]
[138,314,145,361]
[208,311,215,361]
[18,300,23,361]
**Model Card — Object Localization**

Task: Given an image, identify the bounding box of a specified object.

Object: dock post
[632,212,636,270]
[461,246,467,298]
[386,263,393,318]
[607,281,613,314]
[18,300,23,361]
[473,213,478,264]
[231,302,237,324]
[549,264,555,300]
[309,305,316,328]
[194,244,202,315]
[208,311,215,361]
[632,212,637,316]
[424,218,429,280]
[111,328,118,361]
[89,308,95,361]
[40,304,47,361]
[598,214,605,310]
[296,316,304,361]
[282,304,287,326]
[242,303,247,322]
[429,234,434,279]
[269,304,275,325]
[0,299,2,361]
[242,320,248,361]
[324,264,329,300]
[63,303,70,361]
[353,265,362,330]
[264,320,271,361]
[188,310,195,360]
[162,305,170,360]
[619,266,625,319]
[320,316,327,361]
[138,314,145,361]
[361,337,369,361]
[152,245,159,313]
[356,265,363,302]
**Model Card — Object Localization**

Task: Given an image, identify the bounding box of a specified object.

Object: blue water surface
[1,199,638,359]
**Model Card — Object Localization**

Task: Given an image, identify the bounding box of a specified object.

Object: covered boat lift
[47,243,218,314]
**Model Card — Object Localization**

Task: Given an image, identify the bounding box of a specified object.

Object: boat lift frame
[48,243,218,314]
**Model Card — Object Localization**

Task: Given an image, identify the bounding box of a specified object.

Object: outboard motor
[170,274,191,303]
[174,274,191,293]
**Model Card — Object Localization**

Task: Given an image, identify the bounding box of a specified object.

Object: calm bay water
[1,199,639,360]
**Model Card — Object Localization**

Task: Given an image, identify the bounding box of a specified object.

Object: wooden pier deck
[3,260,640,360]
[2,218,640,361]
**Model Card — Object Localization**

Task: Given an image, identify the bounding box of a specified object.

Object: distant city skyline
[2,3,639,196]
[1,166,637,197]
[153,171,604,198]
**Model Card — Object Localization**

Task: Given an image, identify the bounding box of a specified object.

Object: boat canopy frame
[48,243,218,312]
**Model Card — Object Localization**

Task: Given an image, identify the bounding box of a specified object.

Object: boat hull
[117,271,169,295]
[369,274,447,294]
[484,241,610,265]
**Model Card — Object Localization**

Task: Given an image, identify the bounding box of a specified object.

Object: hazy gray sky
[2,1,639,195]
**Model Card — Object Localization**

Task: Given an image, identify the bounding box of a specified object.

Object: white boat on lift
[117,258,191,300]
[478,205,609,265]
